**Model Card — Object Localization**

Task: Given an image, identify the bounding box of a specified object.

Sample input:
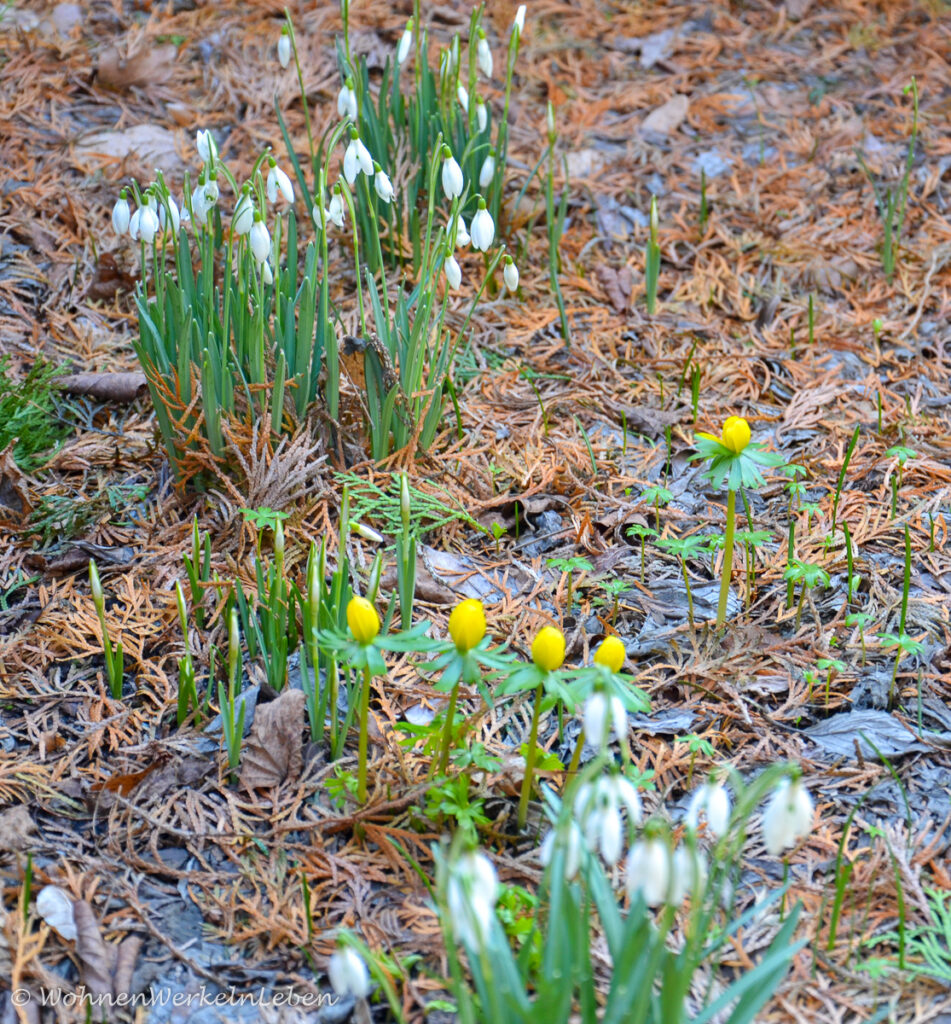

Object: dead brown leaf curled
[240,688,306,791]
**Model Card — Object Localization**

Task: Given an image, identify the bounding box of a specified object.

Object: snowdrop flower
[514,5,526,34]
[540,821,585,881]
[328,947,371,999]
[267,160,294,205]
[190,183,208,227]
[626,837,672,907]
[232,189,254,235]
[457,82,469,113]
[669,846,708,905]
[582,689,625,750]
[196,129,217,165]
[476,29,492,78]
[444,252,462,290]
[261,260,273,286]
[111,191,130,235]
[574,774,642,866]
[373,163,394,204]
[476,98,488,133]
[159,195,180,234]
[446,850,498,950]
[128,207,141,241]
[685,778,731,838]
[337,77,357,121]
[479,149,496,189]
[249,215,270,263]
[343,131,373,185]
[762,776,814,856]
[202,176,220,209]
[137,205,159,243]
[470,196,494,251]
[277,28,291,69]
[449,214,470,247]
[397,19,413,65]
[441,147,464,200]
[328,189,346,228]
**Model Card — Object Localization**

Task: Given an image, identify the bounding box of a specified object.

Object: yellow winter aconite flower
[698,415,751,455]
[532,626,566,673]
[594,635,626,673]
[347,596,380,645]
[448,599,486,654]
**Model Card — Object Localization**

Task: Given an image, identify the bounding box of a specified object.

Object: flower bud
[347,596,380,645]
[277,28,291,69]
[138,206,159,243]
[112,192,130,235]
[479,151,496,189]
[476,98,488,133]
[442,150,464,200]
[448,599,486,654]
[477,30,493,78]
[337,78,358,121]
[721,415,751,454]
[444,253,462,290]
[531,625,565,672]
[397,20,413,65]
[594,635,625,673]
[232,189,254,235]
[503,255,518,293]
[514,5,526,34]
[685,779,731,837]
[762,775,814,856]
[626,837,672,907]
[196,129,217,165]
[88,560,103,607]
[249,216,270,263]
[470,197,495,251]
[328,947,371,998]
[374,166,395,204]
[447,850,498,950]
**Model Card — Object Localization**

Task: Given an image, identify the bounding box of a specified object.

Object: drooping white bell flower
[626,837,672,907]
[232,190,254,235]
[267,160,294,204]
[476,29,492,78]
[444,252,462,290]
[446,850,498,951]
[261,260,273,286]
[469,197,494,251]
[582,689,624,750]
[344,131,373,185]
[196,129,217,165]
[479,149,496,189]
[450,214,470,247]
[540,821,585,881]
[128,207,141,241]
[249,215,270,263]
[574,774,641,866]
[685,779,731,838]
[202,176,220,209]
[328,190,346,228]
[159,195,180,234]
[373,164,394,204]
[137,205,159,243]
[397,20,413,65]
[668,846,708,905]
[277,29,291,69]
[514,5,526,34]
[337,78,358,120]
[457,82,469,113]
[441,148,464,200]
[762,776,814,856]
[328,947,371,999]
[190,183,208,227]
[476,98,488,133]
[112,191,130,235]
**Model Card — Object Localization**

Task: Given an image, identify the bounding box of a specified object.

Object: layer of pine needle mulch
[1,0,950,1021]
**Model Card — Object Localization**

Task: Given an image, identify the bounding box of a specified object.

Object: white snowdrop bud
[450,214,470,247]
[762,776,814,856]
[476,98,488,133]
[446,850,498,951]
[477,30,493,78]
[514,5,526,34]
[441,149,464,200]
[232,190,254,235]
[249,216,270,263]
[374,165,394,204]
[668,846,708,906]
[278,29,291,69]
[111,192,130,235]
[444,253,462,290]
[626,837,672,907]
[137,205,159,243]
[479,151,496,189]
[196,129,217,164]
[328,947,371,999]
[261,261,273,286]
[457,82,469,113]
[540,821,585,881]
[470,197,494,251]
[397,20,413,65]
[685,779,731,838]
[337,79,358,120]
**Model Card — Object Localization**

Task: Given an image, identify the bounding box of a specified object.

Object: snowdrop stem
[716,489,736,629]
[357,664,372,804]
[517,682,545,830]
[566,730,584,775]
[437,682,461,777]
[283,15,316,174]
[337,184,367,335]
[360,174,386,281]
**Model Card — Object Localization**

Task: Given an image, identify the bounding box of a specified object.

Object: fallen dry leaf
[73,900,114,997]
[240,688,306,790]
[0,804,36,853]
[72,124,183,177]
[596,264,635,313]
[85,252,137,302]
[97,43,176,91]
[57,371,148,404]
[641,93,689,137]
